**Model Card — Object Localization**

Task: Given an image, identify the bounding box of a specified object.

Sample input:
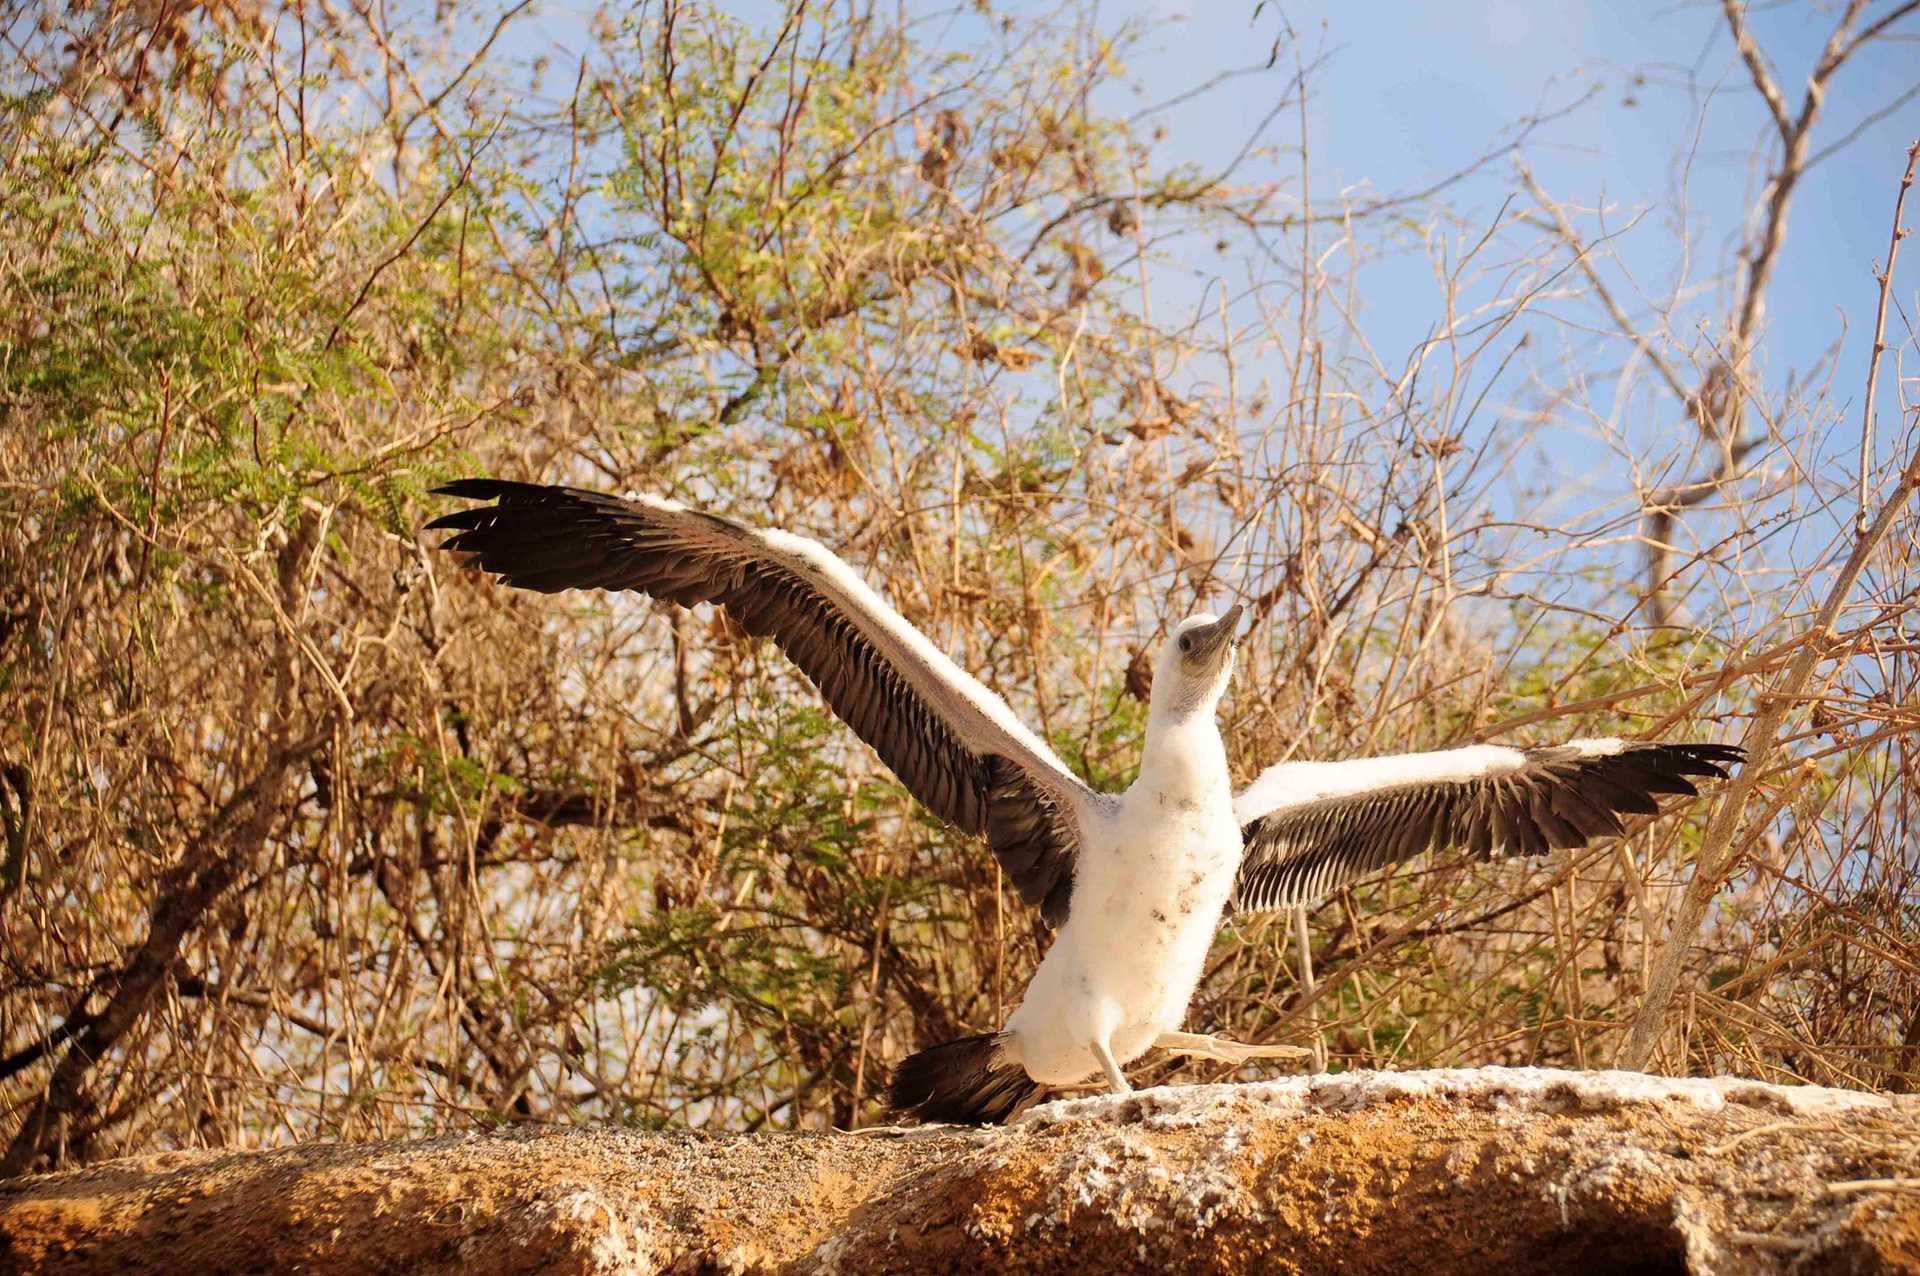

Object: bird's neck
[1138,710,1230,803]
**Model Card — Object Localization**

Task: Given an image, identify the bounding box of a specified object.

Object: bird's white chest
[1102,786,1238,905]
[1002,720,1242,1082]
[1093,781,1242,957]
[1023,776,1239,1021]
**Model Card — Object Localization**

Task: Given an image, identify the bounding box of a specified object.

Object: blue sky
[1090,0,1915,470]
[464,0,1913,623]
[479,0,1915,479]
[950,0,1920,640]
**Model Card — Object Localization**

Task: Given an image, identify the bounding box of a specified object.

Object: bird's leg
[1090,1037,1132,1095]
[1153,1030,1312,1066]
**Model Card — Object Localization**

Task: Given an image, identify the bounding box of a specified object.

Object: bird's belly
[1005,812,1240,1084]
[1081,853,1235,1028]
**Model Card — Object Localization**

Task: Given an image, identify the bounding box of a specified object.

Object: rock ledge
[4,1067,1917,1275]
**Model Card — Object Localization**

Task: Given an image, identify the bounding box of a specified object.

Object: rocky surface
[4,1068,1918,1275]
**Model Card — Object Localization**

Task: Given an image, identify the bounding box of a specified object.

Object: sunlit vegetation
[1,0,1915,1171]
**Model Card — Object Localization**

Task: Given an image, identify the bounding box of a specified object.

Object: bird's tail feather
[888,1032,1041,1125]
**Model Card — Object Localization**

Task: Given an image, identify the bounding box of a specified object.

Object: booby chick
[429,480,1744,1124]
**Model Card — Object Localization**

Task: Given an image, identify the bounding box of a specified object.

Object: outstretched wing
[429,479,1099,924]
[1228,739,1744,915]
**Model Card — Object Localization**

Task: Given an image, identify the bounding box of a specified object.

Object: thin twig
[1618,142,1920,1070]
[1856,142,1918,535]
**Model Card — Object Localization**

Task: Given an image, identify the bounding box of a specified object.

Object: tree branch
[1619,143,1920,1069]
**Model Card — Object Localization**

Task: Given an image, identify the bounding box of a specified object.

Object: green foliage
[3,0,1908,1171]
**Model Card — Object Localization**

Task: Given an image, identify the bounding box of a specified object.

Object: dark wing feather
[430,479,1096,925]
[1230,742,1743,915]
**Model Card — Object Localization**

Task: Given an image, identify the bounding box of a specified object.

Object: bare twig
[1639,1,1912,626]
[1619,142,1920,1070]
[1856,143,1918,533]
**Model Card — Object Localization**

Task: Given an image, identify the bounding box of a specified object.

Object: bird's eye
[1178,635,1192,653]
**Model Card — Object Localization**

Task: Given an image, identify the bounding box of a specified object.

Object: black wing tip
[433,475,632,502]
[426,479,638,597]
[424,507,487,533]
[1530,739,1745,779]
[431,476,588,508]
[1631,740,1747,777]
[433,477,516,499]
[427,478,640,537]
[426,478,551,531]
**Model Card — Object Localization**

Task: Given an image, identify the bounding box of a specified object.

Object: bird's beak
[1185,604,1244,667]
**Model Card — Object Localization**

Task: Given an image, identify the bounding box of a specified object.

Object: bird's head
[1152,604,1243,718]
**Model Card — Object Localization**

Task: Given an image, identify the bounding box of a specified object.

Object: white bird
[430,480,1743,1124]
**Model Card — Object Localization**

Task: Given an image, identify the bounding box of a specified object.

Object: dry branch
[1619,140,1920,1071]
